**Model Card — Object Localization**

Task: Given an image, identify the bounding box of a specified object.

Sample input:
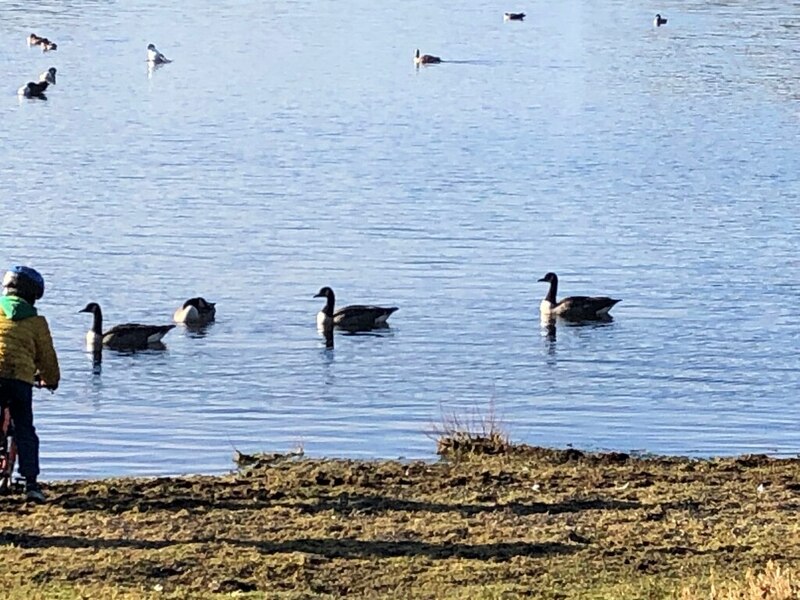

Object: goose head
[183,296,215,310]
[147,43,157,51]
[314,286,335,301]
[79,302,101,315]
[41,67,56,85]
[537,272,558,284]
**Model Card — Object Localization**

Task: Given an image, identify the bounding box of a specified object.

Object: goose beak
[313,292,324,298]
[537,277,546,282]
[78,308,89,313]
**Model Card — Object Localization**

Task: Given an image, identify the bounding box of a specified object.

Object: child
[0,266,60,502]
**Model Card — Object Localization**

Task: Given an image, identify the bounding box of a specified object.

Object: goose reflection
[91,347,102,374]
[182,321,214,338]
[541,316,557,342]
[540,314,616,356]
[540,315,558,358]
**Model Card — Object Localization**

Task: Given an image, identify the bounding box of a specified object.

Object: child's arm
[34,318,60,391]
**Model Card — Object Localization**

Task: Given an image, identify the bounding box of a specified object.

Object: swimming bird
[17,79,50,100]
[537,272,620,321]
[314,287,398,332]
[147,44,172,64]
[79,302,175,351]
[173,297,216,325]
[654,13,668,27]
[504,12,526,21]
[414,49,442,66]
[28,33,57,51]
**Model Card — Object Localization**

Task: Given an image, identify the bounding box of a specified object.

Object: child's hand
[34,378,57,392]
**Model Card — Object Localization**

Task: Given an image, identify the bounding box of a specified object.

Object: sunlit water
[0,0,798,480]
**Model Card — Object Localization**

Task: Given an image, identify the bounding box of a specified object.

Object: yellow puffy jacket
[0,296,60,387]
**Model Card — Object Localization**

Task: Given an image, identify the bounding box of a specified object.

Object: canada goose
[173,297,216,325]
[654,13,668,27]
[40,67,57,85]
[537,272,620,321]
[147,44,172,64]
[17,79,50,100]
[27,33,57,51]
[79,302,175,351]
[504,12,526,21]
[414,49,442,66]
[314,287,398,332]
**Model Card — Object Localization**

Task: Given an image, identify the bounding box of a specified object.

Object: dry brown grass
[680,562,800,600]
[430,400,511,457]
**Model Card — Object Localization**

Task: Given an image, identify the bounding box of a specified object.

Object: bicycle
[0,377,48,495]
[0,403,17,495]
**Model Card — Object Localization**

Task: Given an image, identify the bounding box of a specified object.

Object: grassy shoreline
[1,443,799,598]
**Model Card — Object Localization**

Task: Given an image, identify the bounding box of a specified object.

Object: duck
[17,79,50,100]
[537,272,620,321]
[79,302,175,351]
[504,12,526,21]
[27,33,57,51]
[147,44,172,65]
[414,49,442,66]
[654,13,668,27]
[314,287,398,332]
[173,297,216,325]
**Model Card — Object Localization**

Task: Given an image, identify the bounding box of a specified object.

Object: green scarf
[0,295,37,321]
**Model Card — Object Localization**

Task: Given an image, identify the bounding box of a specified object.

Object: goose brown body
[537,273,620,321]
[314,287,398,332]
[414,49,442,66]
[27,33,57,51]
[80,302,175,351]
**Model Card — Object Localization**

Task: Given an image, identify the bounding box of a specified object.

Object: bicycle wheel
[0,407,11,494]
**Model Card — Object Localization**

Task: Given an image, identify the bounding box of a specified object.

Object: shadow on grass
[287,494,643,516]
[52,490,642,516]
[0,531,575,560]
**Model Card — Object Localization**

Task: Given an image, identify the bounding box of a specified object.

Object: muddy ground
[1,444,799,599]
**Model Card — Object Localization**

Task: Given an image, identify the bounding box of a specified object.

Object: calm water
[1,0,798,479]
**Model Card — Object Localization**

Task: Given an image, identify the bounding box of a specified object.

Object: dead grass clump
[680,562,799,600]
[432,401,511,458]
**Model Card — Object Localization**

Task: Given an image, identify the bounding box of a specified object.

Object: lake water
[1,0,798,480]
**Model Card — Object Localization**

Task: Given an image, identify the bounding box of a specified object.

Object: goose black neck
[545,276,558,304]
[91,306,103,335]
[322,291,335,316]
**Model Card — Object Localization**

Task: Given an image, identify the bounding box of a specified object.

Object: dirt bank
[1,444,799,599]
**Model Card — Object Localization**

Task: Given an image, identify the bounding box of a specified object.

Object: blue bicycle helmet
[2,266,45,300]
